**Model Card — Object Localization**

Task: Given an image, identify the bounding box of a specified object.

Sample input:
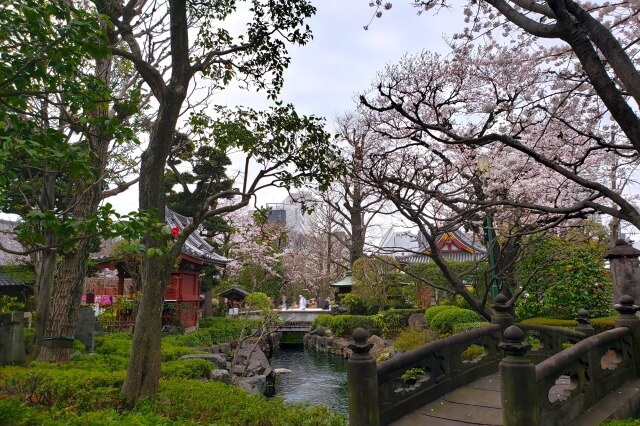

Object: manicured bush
[153,378,347,425]
[519,316,616,334]
[161,359,212,380]
[461,344,485,362]
[197,317,261,344]
[591,316,616,334]
[374,309,424,337]
[0,365,126,410]
[519,317,578,328]
[95,333,132,357]
[309,315,377,337]
[393,327,435,351]
[429,308,480,334]
[340,292,377,315]
[424,305,459,326]
[162,329,214,347]
[452,321,489,334]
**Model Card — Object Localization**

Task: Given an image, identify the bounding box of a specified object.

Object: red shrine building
[86,207,229,329]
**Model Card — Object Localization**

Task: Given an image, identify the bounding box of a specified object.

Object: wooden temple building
[88,207,229,329]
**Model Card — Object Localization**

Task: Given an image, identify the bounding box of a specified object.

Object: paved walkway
[391,373,502,425]
[390,373,640,425]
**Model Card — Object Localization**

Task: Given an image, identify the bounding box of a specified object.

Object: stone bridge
[347,295,640,426]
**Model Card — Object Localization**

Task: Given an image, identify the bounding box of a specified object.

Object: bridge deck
[391,373,502,425]
[390,373,640,425]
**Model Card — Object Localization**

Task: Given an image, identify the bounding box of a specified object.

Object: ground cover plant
[0,331,347,425]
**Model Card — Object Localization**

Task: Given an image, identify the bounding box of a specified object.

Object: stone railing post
[606,239,640,306]
[499,325,538,426]
[0,312,25,365]
[575,309,595,337]
[614,295,640,376]
[491,293,514,334]
[347,327,379,426]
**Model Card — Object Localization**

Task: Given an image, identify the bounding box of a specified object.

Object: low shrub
[393,328,435,352]
[196,317,261,344]
[24,327,35,354]
[519,316,616,334]
[340,293,377,315]
[424,305,459,326]
[374,309,424,337]
[153,378,347,425]
[429,308,481,335]
[519,317,578,328]
[0,365,126,410]
[461,344,485,362]
[162,329,214,347]
[310,315,377,337]
[161,359,212,380]
[601,420,640,426]
[591,316,616,334]
[452,321,489,334]
[95,333,132,357]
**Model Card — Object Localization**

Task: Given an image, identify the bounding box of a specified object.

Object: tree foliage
[515,235,613,320]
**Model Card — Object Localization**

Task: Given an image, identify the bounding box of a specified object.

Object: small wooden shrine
[90,207,229,329]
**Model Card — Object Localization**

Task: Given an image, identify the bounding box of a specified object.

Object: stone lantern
[605,239,640,305]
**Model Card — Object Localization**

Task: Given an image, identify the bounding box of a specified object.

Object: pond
[269,346,348,413]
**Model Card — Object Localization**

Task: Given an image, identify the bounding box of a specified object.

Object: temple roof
[330,270,354,288]
[218,285,249,301]
[165,207,229,266]
[93,207,229,267]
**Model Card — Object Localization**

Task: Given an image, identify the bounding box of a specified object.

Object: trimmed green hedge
[429,308,481,334]
[195,317,261,344]
[452,321,489,334]
[0,369,348,425]
[310,315,377,337]
[424,305,458,326]
[520,316,616,334]
[591,316,616,334]
[373,309,424,337]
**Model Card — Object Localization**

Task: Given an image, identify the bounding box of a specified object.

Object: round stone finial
[352,327,369,343]
[503,325,524,342]
[615,295,640,316]
[499,325,531,356]
[349,327,373,356]
[576,308,590,326]
[493,293,511,313]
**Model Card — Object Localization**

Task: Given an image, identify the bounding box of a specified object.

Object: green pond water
[269,346,348,413]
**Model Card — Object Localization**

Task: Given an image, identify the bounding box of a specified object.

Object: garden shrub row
[519,316,616,334]
[373,309,424,337]
[426,306,483,335]
[0,367,347,425]
[311,315,378,337]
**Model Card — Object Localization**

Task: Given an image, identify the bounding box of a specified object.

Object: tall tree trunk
[203,288,213,317]
[34,169,57,349]
[37,54,112,363]
[122,86,187,402]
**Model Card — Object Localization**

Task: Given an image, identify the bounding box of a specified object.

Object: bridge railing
[376,323,502,425]
[516,323,587,364]
[500,295,640,426]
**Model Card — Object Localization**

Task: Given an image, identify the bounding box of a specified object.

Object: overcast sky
[106,1,466,213]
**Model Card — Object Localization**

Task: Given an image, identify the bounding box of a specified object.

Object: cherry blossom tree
[392,0,640,229]
[356,44,631,317]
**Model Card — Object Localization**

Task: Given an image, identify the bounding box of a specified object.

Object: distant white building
[265,192,316,235]
[377,226,486,264]
[377,228,421,258]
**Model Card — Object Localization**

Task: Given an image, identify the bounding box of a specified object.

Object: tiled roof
[91,208,229,267]
[0,220,28,266]
[165,207,230,266]
[0,272,30,287]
